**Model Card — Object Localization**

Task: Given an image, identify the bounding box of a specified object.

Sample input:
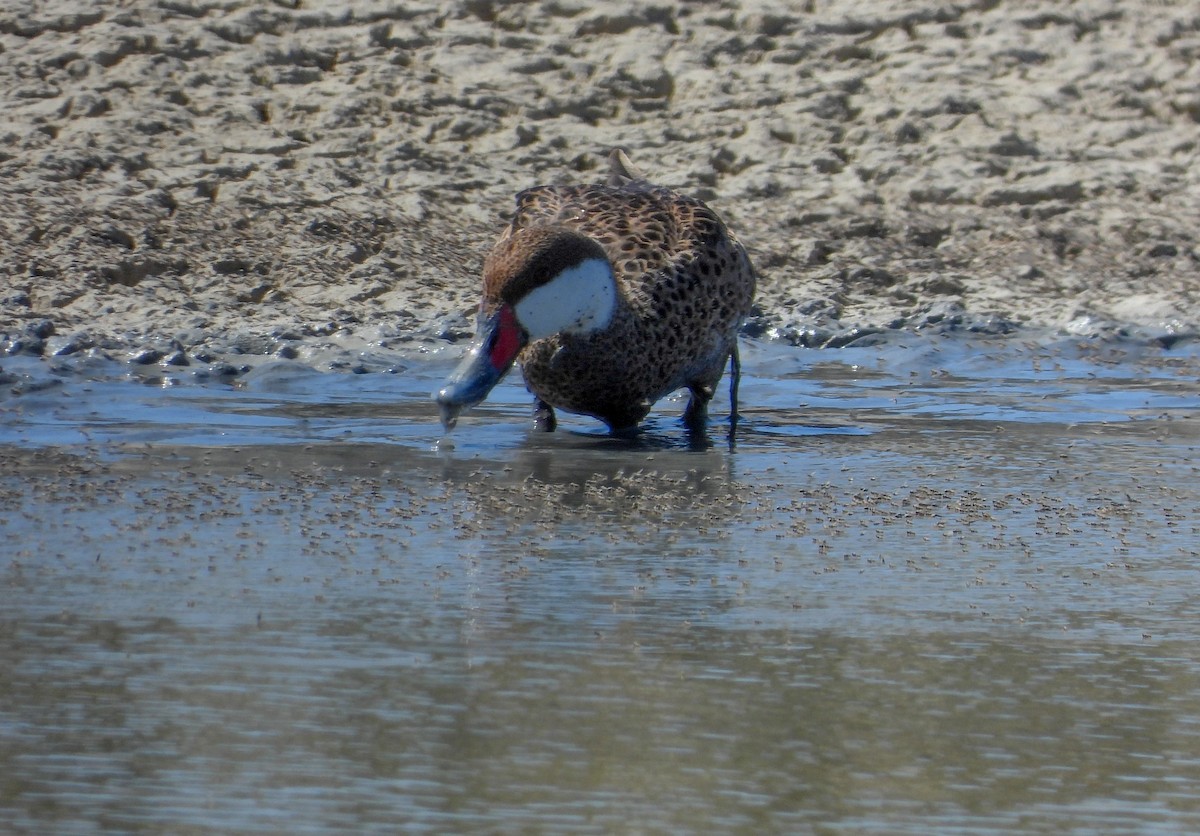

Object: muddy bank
[2,0,1198,371]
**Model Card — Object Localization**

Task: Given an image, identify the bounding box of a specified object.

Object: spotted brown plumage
[436,149,756,434]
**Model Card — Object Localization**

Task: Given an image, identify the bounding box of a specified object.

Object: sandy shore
[2,0,1198,365]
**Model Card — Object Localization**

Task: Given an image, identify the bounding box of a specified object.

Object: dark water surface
[2,335,1199,833]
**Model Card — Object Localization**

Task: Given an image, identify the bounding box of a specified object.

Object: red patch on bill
[489,305,523,371]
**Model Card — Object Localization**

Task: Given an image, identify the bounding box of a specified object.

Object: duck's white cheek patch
[514,258,616,340]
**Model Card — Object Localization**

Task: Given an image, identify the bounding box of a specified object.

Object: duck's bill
[434,306,525,431]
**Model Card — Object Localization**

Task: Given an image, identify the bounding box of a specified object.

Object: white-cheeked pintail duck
[436,149,756,434]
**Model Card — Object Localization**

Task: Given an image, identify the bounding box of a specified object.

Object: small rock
[981,178,1084,206]
[812,156,844,174]
[805,240,835,265]
[48,332,94,356]
[95,225,137,250]
[130,347,164,365]
[912,301,968,329]
[990,132,1039,157]
[3,338,43,357]
[210,362,242,377]
[918,276,965,296]
[907,226,949,248]
[26,319,55,339]
[894,122,921,143]
[822,327,884,349]
[515,125,539,146]
[740,314,771,339]
[843,266,896,288]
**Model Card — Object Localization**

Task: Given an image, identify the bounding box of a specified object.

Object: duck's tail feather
[606,147,648,187]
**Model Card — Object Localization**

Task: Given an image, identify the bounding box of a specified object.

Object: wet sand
[2,0,1199,365]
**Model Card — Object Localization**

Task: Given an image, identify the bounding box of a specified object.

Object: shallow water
[2,335,1200,833]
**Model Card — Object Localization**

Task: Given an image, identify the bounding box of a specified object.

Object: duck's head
[435,227,617,430]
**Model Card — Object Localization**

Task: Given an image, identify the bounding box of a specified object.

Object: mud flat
[2,0,1198,373]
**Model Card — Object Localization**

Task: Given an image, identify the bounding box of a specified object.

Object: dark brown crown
[483,226,611,309]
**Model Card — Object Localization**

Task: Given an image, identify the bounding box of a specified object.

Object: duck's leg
[728,342,741,424]
[683,382,713,430]
[687,343,742,430]
[533,398,557,432]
